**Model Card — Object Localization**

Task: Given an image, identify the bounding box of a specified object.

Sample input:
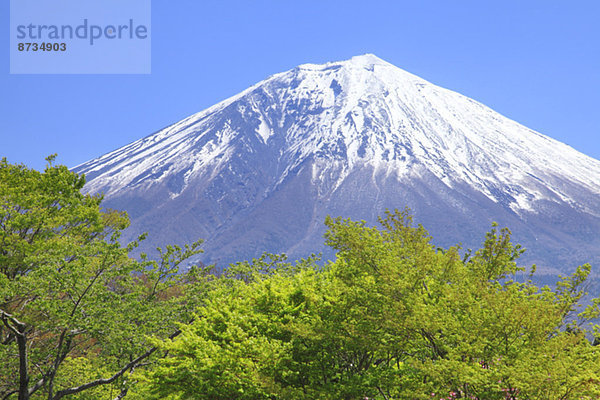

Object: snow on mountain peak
[298,53,390,70]
[76,54,600,217]
[349,53,388,64]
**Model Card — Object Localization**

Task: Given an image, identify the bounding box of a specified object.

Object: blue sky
[2,1,599,171]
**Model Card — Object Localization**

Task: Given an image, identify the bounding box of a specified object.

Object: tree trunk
[16,325,29,400]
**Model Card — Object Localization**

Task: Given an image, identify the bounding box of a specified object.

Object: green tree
[148,209,600,400]
[147,254,323,400]
[0,157,207,400]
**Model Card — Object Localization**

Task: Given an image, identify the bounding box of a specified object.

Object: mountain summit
[76,54,600,273]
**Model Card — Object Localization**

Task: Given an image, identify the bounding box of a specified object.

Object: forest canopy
[1,157,600,400]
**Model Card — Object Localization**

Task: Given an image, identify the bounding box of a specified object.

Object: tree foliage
[148,210,600,400]
[3,157,600,400]
[0,157,209,400]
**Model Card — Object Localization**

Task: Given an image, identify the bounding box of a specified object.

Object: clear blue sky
[2,1,599,171]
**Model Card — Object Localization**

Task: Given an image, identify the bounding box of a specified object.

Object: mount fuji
[75,54,600,274]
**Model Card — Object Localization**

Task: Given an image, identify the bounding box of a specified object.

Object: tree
[0,157,207,400]
[148,209,600,399]
[147,253,324,400]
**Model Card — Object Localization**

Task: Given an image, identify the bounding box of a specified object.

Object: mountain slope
[75,54,600,273]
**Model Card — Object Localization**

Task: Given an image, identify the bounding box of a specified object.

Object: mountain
[74,54,600,274]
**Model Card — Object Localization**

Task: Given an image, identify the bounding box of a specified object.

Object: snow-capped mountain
[75,54,600,273]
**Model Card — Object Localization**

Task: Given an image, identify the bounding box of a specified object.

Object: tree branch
[52,328,182,400]
[26,377,46,398]
[376,386,390,400]
[0,310,24,336]
[1,390,17,400]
